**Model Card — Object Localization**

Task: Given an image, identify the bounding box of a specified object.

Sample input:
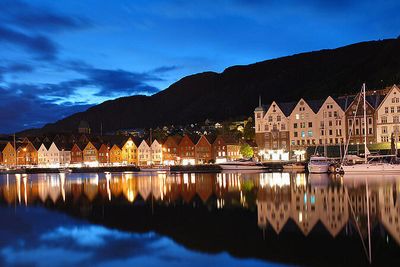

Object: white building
[138,140,151,166]
[38,143,50,166]
[288,99,322,160]
[375,85,400,143]
[316,96,347,146]
[150,139,163,165]
[255,100,293,161]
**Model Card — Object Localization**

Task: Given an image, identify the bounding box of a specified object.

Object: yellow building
[83,141,99,164]
[2,142,16,166]
[109,144,122,164]
[121,137,138,165]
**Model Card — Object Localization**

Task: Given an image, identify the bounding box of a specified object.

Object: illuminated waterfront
[0,171,400,266]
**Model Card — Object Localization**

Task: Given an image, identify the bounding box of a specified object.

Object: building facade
[178,135,196,165]
[316,96,347,146]
[376,85,400,143]
[345,93,380,144]
[255,101,292,161]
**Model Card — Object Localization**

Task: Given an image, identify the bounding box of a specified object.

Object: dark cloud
[152,65,180,73]
[0,62,179,132]
[82,68,161,96]
[0,0,91,32]
[0,85,92,133]
[0,26,58,60]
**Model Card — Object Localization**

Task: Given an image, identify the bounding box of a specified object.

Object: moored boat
[307,156,330,173]
[283,162,305,171]
[218,159,266,170]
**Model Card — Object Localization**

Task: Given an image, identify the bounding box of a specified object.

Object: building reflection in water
[0,171,400,246]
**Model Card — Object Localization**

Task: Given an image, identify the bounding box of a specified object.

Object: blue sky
[0,0,400,133]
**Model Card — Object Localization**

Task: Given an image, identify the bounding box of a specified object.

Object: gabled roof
[277,101,297,117]
[366,94,384,109]
[306,99,325,113]
[54,141,73,151]
[334,96,354,111]
[41,142,52,150]
[72,142,85,151]
[0,142,7,152]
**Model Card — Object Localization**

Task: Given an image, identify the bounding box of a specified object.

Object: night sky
[0,0,399,134]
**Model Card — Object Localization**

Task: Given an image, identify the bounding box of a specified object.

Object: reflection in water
[0,171,400,266]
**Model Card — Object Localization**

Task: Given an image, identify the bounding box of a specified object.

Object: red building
[195,135,214,164]
[71,143,85,164]
[178,135,197,165]
[98,144,110,164]
[162,135,182,165]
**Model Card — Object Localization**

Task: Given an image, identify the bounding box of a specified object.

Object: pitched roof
[306,99,325,113]
[334,96,354,111]
[0,142,7,151]
[277,101,297,117]
[366,94,384,109]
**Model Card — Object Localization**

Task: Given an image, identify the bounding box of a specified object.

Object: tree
[240,143,254,158]
[243,117,255,140]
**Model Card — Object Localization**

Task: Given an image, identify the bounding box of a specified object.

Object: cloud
[0,0,91,32]
[152,65,180,73]
[0,26,58,60]
[0,61,181,133]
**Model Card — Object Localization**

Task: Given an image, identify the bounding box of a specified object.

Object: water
[0,171,399,267]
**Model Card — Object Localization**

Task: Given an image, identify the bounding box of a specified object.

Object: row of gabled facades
[255,84,400,161]
[0,133,242,167]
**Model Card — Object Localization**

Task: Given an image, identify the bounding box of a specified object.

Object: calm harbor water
[0,171,399,267]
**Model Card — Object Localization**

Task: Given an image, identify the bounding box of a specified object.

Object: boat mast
[324,111,327,157]
[14,133,17,167]
[363,83,368,163]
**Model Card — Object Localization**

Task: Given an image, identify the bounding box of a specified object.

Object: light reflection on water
[0,171,400,266]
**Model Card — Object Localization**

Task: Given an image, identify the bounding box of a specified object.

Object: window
[301,122,306,128]
[391,107,395,113]
[348,119,353,127]
[308,122,312,127]
[381,116,388,123]
[385,107,389,113]
[268,116,273,122]
[295,114,300,120]
[329,120,333,126]
[301,131,305,138]
[394,116,399,123]
[382,126,388,134]
[294,123,298,128]
[281,124,286,130]
[277,115,281,121]
[328,111,332,117]
[308,131,313,137]
[334,111,338,117]
[294,132,298,137]
[256,113,261,118]
[398,106,400,113]
[368,117,372,125]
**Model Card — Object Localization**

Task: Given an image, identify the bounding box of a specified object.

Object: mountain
[27,38,400,134]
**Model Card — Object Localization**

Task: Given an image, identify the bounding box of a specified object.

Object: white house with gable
[376,85,400,143]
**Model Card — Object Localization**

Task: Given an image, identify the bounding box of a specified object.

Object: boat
[341,83,400,174]
[218,159,266,170]
[59,168,72,174]
[140,166,170,172]
[307,156,330,173]
[283,162,305,171]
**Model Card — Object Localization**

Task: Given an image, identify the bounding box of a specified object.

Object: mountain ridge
[21,38,400,135]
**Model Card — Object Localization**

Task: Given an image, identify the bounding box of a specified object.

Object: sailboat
[341,83,400,174]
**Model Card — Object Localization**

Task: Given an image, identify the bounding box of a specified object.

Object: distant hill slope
[28,38,400,134]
